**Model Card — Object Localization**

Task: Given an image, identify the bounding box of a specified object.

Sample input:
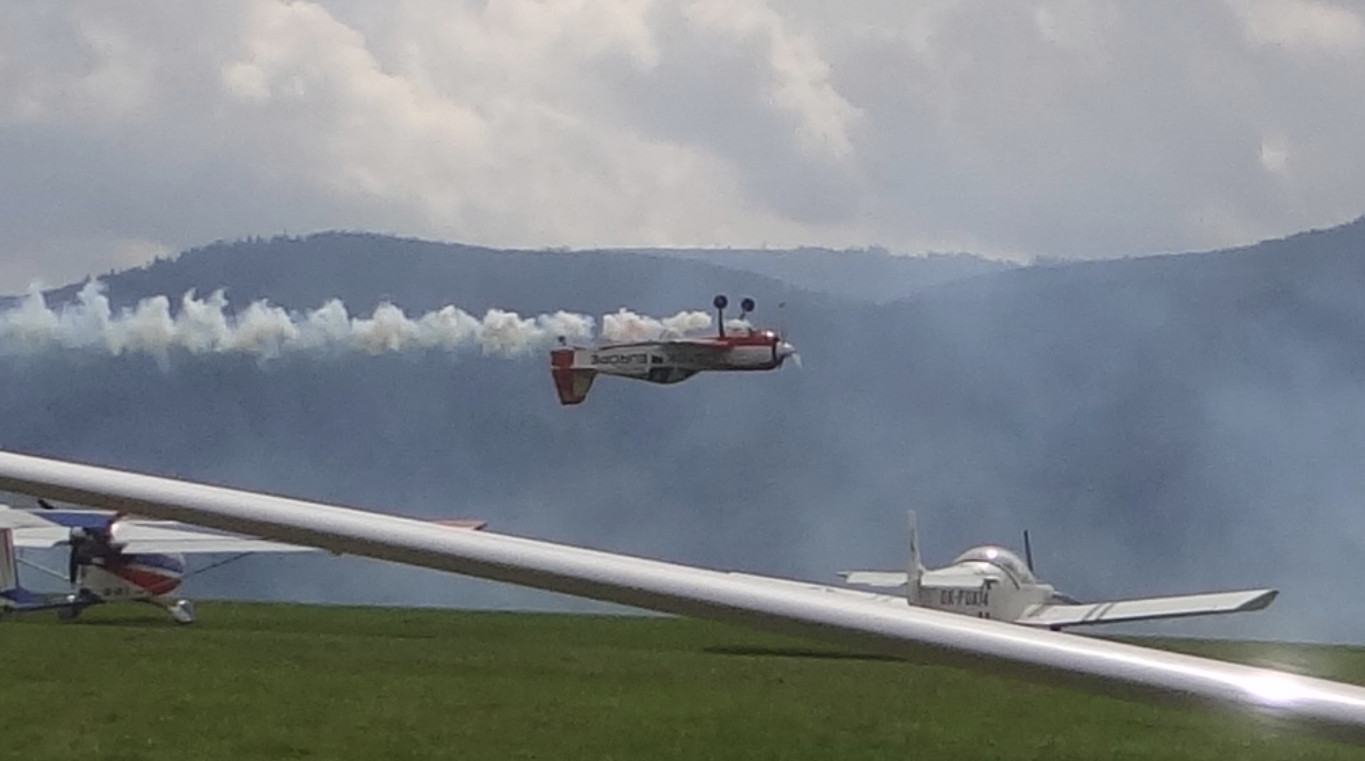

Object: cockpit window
[951,545,1035,583]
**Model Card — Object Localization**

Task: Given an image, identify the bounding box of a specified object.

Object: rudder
[551,348,596,405]
[906,511,923,603]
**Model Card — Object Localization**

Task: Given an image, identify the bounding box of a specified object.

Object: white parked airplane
[0,449,1361,743]
[838,512,1277,629]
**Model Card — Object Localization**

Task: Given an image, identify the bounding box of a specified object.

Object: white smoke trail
[0,282,716,359]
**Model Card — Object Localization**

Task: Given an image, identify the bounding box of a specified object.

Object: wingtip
[1242,589,1279,612]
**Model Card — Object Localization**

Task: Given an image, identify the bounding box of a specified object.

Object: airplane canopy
[952,545,1035,584]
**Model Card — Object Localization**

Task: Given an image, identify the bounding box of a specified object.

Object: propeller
[768,301,800,369]
[64,515,121,585]
[1024,529,1081,604]
[713,294,728,338]
[35,497,123,586]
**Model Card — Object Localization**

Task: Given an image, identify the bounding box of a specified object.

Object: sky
[2,0,1363,291]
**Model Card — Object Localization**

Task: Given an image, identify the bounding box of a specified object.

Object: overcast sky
[2,0,1363,290]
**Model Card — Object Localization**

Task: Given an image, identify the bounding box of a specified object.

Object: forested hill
[2,221,1364,643]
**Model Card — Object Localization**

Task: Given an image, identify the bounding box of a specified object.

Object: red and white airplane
[550,295,797,405]
[0,499,483,623]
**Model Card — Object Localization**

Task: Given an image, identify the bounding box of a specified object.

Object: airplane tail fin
[906,510,923,602]
[835,511,926,598]
[550,348,596,405]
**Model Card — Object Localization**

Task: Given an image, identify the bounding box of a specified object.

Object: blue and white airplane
[0,501,315,623]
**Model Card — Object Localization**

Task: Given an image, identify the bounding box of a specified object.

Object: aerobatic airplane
[838,513,1277,629]
[550,295,797,404]
[0,450,1362,742]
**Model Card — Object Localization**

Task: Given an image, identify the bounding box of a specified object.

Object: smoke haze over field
[2,229,1364,644]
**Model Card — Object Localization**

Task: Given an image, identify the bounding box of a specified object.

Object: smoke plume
[0,282,714,358]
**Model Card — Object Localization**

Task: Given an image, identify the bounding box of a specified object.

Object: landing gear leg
[167,599,195,624]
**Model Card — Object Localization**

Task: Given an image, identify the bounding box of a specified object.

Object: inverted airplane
[0,450,1361,743]
[550,295,796,405]
[839,512,1276,629]
[0,499,485,623]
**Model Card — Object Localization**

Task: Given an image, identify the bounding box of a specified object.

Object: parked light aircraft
[550,295,796,404]
[0,450,1362,743]
[0,500,485,623]
[838,512,1277,629]
[0,501,316,622]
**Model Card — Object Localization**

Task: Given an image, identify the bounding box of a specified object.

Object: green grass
[3,602,1363,760]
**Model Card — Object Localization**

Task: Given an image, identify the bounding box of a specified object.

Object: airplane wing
[0,506,89,548]
[0,505,315,554]
[1018,589,1280,629]
[0,450,1362,743]
[659,338,730,350]
[106,523,320,555]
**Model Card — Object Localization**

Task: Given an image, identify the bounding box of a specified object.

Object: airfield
[4,602,1364,760]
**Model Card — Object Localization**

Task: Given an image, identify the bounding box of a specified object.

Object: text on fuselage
[939,588,990,607]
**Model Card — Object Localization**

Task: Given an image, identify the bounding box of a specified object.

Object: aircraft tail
[906,510,923,602]
[835,511,925,597]
[550,348,596,405]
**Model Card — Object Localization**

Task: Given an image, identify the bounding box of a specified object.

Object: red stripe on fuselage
[110,563,182,596]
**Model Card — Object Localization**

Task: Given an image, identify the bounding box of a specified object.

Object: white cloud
[1227,0,1365,55]
[1,1,1364,290]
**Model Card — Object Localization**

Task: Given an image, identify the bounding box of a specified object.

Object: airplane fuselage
[580,331,790,383]
[65,550,195,622]
[913,554,1057,621]
[550,327,795,403]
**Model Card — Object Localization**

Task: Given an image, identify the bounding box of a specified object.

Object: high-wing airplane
[550,295,797,404]
[0,501,319,622]
[839,512,1277,629]
[0,500,488,623]
[0,450,1362,743]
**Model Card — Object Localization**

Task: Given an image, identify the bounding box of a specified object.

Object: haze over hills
[2,222,1364,642]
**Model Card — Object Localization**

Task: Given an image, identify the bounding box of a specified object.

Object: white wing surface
[1019,589,1280,629]
[107,522,318,554]
[0,450,1362,743]
[0,505,315,554]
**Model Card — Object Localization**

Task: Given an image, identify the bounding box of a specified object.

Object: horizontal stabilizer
[841,568,989,590]
[838,571,910,588]
[1017,588,1278,629]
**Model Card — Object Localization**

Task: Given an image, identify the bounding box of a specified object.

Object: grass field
[3,602,1364,760]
